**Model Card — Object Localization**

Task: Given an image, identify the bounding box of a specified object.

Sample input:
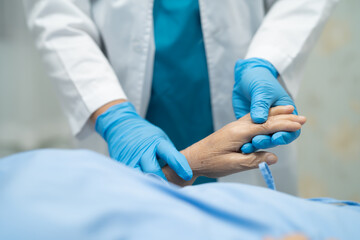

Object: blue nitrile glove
[233,58,300,154]
[95,102,193,181]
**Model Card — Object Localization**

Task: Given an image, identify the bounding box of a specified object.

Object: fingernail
[266,154,277,164]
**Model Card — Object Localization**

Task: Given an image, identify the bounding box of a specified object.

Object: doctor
[24,0,337,188]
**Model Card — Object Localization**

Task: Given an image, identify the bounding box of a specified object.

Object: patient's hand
[163,106,306,186]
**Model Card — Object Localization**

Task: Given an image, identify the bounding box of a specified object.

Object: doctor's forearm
[90,99,127,123]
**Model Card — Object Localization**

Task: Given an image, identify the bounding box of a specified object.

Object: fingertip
[241,143,256,154]
[157,141,193,181]
[252,135,275,149]
[278,105,294,112]
[173,161,193,181]
[287,122,302,132]
[173,155,193,181]
[284,105,295,113]
[287,105,295,112]
[265,153,278,165]
[251,114,267,124]
[251,108,269,124]
[272,130,300,145]
[175,158,194,181]
[294,122,302,130]
[298,115,307,124]
[182,170,193,181]
[272,133,287,145]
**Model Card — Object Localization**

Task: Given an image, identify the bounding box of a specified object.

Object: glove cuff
[95,102,139,139]
[235,58,279,79]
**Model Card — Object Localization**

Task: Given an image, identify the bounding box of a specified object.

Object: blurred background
[0,0,359,201]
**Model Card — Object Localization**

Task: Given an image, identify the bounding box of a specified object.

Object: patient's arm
[162,105,306,186]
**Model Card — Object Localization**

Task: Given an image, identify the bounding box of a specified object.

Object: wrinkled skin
[163,105,306,186]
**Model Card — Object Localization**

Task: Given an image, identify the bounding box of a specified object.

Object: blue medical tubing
[259,162,276,190]
[95,102,193,181]
[233,58,300,153]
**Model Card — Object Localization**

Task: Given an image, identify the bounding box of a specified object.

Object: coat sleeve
[245,0,339,97]
[23,0,127,137]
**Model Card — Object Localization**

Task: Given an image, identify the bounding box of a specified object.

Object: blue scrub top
[146,0,215,184]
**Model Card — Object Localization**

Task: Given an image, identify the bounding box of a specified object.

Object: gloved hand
[232,58,300,153]
[168,105,305,182]
[95,102,193,181]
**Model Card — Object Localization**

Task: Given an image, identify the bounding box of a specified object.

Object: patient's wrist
[181,147,201,178]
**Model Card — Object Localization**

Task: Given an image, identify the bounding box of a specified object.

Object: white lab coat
[23,0,337,194]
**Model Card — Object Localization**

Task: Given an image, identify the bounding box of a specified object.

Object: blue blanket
[0,149,359,239]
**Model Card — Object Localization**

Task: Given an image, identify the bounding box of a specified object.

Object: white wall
[297,0,360,201]
[0,0,74,157]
